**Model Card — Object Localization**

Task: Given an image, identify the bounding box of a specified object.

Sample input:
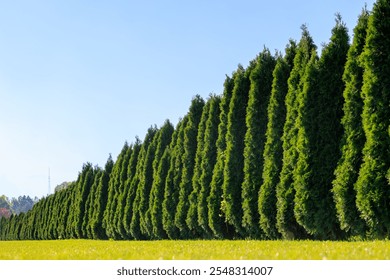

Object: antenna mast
[48,168,51,195]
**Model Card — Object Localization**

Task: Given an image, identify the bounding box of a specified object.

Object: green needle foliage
[103,143,130,239]
[73,163,95,239]
[90,155,114,239]
[175,95,205,238]
[122,138,142,238]
[197,94,221,237]
[138,129,159,238]
[208,76,234,238]
[129,127,157,240]
[292,51,320,235]
[276,26,316,240]
[332,9,369,238]
[162,117,188,239]
[147,120,174,239]
[242,48,276,238]
[294,16,349,240]
[84,166,102,239]
[223,64,252,237]
[65,184,77,238]
[259,41,297,239]
[186,99,210,236]
[355,0,390,238]
[113,145,133,239]
[151,147,171,239]
[135,126,159,239]
[117,144,139,239]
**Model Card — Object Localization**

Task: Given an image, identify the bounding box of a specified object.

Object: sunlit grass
[0,240,389,260]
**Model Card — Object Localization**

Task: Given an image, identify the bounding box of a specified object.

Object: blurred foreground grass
[0,240,389,260]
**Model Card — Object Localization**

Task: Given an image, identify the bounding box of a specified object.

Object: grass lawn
[0,240,390,260]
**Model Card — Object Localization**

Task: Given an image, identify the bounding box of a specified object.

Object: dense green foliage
[222,64,251,237]
[294,16,350,240]
[186,98,210,236]
[259,41,297,239]
[162,117,188,239]
[208,76,234,238]
[332,9,370,238]
[197,95,221,237]
[276,26,316,240]
[355,0,390,238]
[148,120,174,239]
[242,49,276,238]
[175,95,205,238]
[1,1,389,241]
[130,126,157,239]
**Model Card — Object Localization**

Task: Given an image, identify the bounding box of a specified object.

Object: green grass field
[0,240,390,260]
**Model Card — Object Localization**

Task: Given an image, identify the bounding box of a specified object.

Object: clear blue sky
[0,0,375,199]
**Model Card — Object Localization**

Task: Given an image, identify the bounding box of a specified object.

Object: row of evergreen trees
[1,0,389,241]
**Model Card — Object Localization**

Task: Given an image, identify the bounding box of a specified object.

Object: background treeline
[0,195,38,219]
[1,0,389,241]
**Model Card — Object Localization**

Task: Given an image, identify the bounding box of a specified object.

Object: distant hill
[0,195,39,217]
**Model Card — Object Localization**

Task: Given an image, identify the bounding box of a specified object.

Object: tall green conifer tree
[197,95,221,237]
[122,137,142,238]
[90,155,114,239]
[65,184,77,238]
[292,51,320,234]
[356,0,390,238]
[131,126,157,239]
[242,49,276,238]
[276,26,316,239]
[163,117,188,239]
[103,143,129,239]
[129,129,157,239]
[113,145,133,239]
[222,64,252,237]
[175,95,205,238]
[64,176,79,238]
[151,147,171,239]
[294,16,349,239]
[186,99,210,236]
[139,128,159,238]
[259,41,297,239]
[74,163,95,238]
[147,120,174,238]
[84,166,102,239]
[332,9,369,238]
[208,76,234,238]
